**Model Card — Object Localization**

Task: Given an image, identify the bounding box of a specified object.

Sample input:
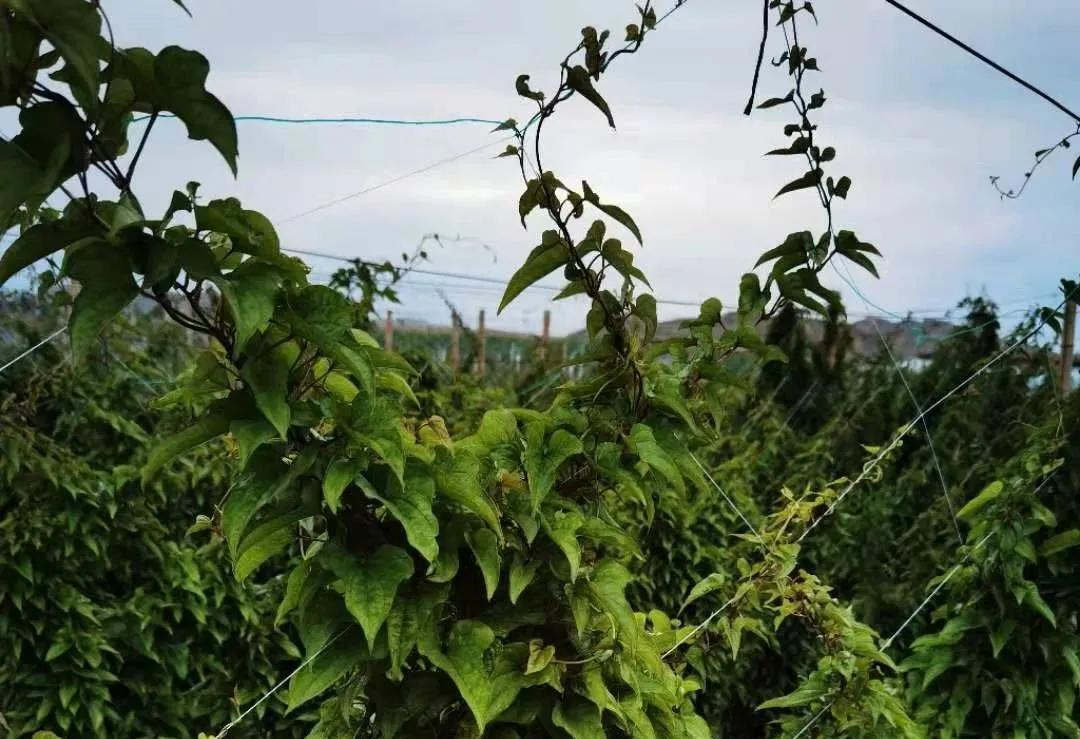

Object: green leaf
[222,446,316,553]
[587,560,659,673]
[466,528,501,600]
[286,629,366,713]
[755,231,810,268]
[509,553,539,604]
[0,218,97,287]
[215,260,283,351]
[757,91,794,109]
[419,620,531,732]
[989,620,1015,658]
[344,545,414,649]
[832,175,852,199]
[142,411,229,485]
[956,480,1003,520]
[582,181,642,244]
[386,583,448,680]
[758,673,829,709]
[543,509,584,582]
[628,424,685,495]
[499,240,570,313]
[155,46,238,173]
[0,129,67,230]
[515,74,544,102]
[1040,529,1080,557]
[195,198,281,257]
[64,240,139,360]
[681,573,727,612]
[434,450,503,537]
[526,639,556,675]
[524,426,583,510]
[10,0,101,111]
[774,168,822,199]
[363,467,439,561]
[552,698,606,739]
[234,506,306,581]
[230,417,276,468]
[240,339,297,437]
[567,64,615,128]
[323,456,361,513]
[1020,581,1056,626]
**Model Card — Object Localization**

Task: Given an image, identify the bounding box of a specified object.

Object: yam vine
[1,2,1078,739]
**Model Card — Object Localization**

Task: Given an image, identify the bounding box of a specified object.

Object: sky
[5,0,1080,336]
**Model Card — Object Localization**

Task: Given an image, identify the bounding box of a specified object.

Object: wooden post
[1061,300,1076,393]
[540,309,551,362]
[450,314,461,374]
[476,309,486,377]
[384,310,394,352]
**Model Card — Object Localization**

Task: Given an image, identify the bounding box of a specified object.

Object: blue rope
[131,112,505,127]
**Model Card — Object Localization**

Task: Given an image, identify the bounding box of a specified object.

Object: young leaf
[515,74,545,102]
[509,554,539,604]
[567,65,615,128]
[499,241,569,313]
[466,528,501,601]
[774,169,822,199]
[581,181,642,244]
[543,509,584,582]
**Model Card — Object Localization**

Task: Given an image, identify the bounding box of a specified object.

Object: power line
[284,246,706,307]
[277,136,513,225]
[133,113,505,127]
[882,0,1080,123]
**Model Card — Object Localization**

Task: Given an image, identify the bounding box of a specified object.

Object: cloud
[72,0,1079,335]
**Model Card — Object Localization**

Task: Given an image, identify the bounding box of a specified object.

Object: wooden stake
[450,314,461,374]
[540,309,551,361]
[476,309,486,377]
[384,310,394,352]
[1061,299,1076,393]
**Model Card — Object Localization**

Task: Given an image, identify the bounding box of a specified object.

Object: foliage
[0,305,303,738]
[2,1,1078,739]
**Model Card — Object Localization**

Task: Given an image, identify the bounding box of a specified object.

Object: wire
[0,326,66,376]
[882,0,1080,123]
[285,246,706,307]
[798,288,1075,543]
[214,627,352,738]
[837,262,965,546]
[133,113,505,127]
[277,136,514,225]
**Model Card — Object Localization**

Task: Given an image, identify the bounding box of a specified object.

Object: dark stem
[743,0,770,115]
[124,111,157,192]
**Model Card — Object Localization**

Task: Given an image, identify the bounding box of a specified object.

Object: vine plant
[0,1,904,738]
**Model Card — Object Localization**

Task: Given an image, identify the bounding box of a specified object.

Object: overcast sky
[8,0,1080,335]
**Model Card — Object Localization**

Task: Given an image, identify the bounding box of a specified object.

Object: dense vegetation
[0,1,1077,738]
